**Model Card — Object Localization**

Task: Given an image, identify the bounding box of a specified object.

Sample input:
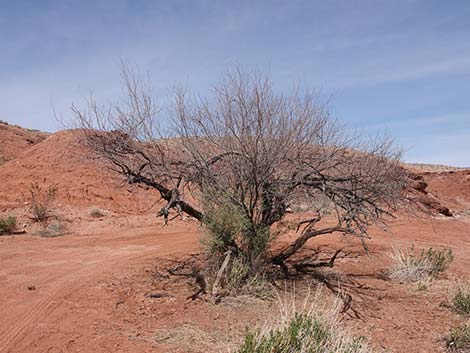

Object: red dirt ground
[423,170,470,214]
[1,124,469,353]
[0,129,161,213]
[0,121,48,165]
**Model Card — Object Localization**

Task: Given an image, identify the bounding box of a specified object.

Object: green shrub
[201,201,249,255]
[29,182,58,224]
[451,281,470,315]
[237,314,328,353]
[423,247,454,276]
[447,323,470,352]
[202,197,270,260]
[0,216,17,235]
[389,246,453,282]
[201,198,273,297]
[201,190,272,262]
[234,291,370,353]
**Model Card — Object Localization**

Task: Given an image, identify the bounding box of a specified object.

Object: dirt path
[0,223,199,353]
[1,215,469,353]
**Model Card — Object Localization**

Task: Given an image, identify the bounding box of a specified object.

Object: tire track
[1,257,156,350]
[0,281,74,353]
[0,225,198,353]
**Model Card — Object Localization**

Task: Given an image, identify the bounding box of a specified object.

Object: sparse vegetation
[389,246,453,282]
[29,182,58,224]
[215,256,272,299]
[201,199,250,256]
[417,279,430,291]
[451,281,470,315]
[199,198,274,298]
[1,5,470,353]
[75,66,411,282]
[0,215,17,235]
[446,323,470,352]
[424,248,455,276]
[202,194,272,265]
[234,289,371,353]
[201,197,272,296]
[89,207,106,218]
[37,221,66,237]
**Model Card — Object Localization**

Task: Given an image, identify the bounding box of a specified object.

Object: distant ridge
[1,121,468,215]
[407,163,469,173]
[0,120,50,165]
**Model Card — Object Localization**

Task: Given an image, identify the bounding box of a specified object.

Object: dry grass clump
[204,254,273,300]
[446,323,470,352]
[89,207,107,218]
[29,182,58,224]
[451,281,470,315]
[37,221,66,237]
[389,246,453,282]
[153,323,233,352]
[233,288,371,353]
[226,260,273,299]
[0,216,17,235]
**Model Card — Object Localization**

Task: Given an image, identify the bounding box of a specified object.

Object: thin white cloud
[360,113,470,130]
[1,1,469,166]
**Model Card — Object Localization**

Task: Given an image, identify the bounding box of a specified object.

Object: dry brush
[73,65,412,280]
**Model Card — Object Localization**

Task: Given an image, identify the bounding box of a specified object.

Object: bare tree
[73,66,410,273]
[72,64,202,221]
[173,70,409,272]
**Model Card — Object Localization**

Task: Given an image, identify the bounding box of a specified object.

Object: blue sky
[1,0,469,166]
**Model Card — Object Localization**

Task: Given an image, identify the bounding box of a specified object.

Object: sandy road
[1,215,469,353]
[0,223,199,353]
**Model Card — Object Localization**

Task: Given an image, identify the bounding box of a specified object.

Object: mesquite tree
[73,66,410,272]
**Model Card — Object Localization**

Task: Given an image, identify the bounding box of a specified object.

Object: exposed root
[293,249,343,272]
[165,256,207,301]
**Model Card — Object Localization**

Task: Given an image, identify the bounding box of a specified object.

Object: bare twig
[211,250,232,297]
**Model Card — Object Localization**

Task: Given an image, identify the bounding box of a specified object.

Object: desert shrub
[202,197,267,255]
[451,281,470,315]
[222,257,272,299]
[38,221,66,237]
[201,249,272,299]
[234,289,371,353]
[201,198,273,297]
[423,248,454,276]
[202,197,271,262]
[201,200,249,256]
[446,323,470,352]
[89,207,106,218]
[389,246,453,282]
[0,216,17,235]
[76,66,410,286]
[225,257,253,291]
[29,182,58,224]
